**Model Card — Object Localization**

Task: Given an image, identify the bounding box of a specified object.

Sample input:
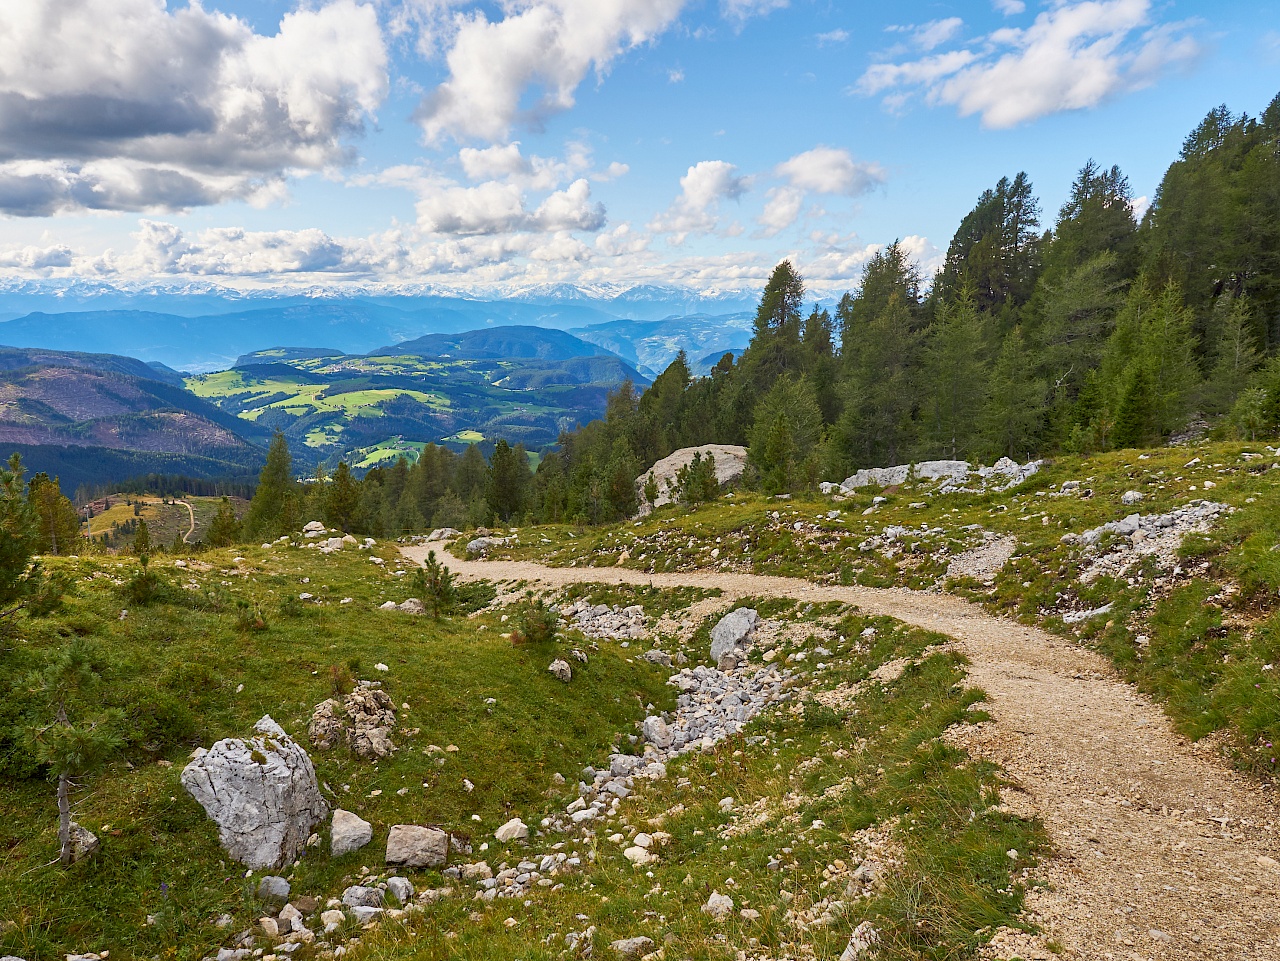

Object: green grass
[351,609,1046,961]
[0,546,673,960]
[0,542,1048,961]
[477,439,1280,781]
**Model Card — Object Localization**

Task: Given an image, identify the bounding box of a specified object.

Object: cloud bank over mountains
[0,0,1230,293]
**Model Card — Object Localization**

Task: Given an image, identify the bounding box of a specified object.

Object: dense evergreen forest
[44,92,1280,546]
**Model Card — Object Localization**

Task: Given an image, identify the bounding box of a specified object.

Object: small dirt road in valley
[401,547,1280,960]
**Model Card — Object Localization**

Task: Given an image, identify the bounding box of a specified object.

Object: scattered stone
[257,876,290,902]
[840,921,881,960]
[386,825,449,868]
[710,608,759,668]
[181,716,328,870]
[385,877,414,904]
[564,599,647,640]
[466,536,511,555]
[547,659,573,683]
[330,809,373,857]
[340,886,383,909]
[609,936,656,958]
[308,688,397,760]
[494,818,529,843]
[67,822,99,864]
[426,527,461,542]
[1121,490,1145,505]
[702,891,734,921]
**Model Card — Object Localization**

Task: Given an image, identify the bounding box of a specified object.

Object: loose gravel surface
[401,546,1280,960]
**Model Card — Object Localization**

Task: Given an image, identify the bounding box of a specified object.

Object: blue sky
[0,0,1276,297]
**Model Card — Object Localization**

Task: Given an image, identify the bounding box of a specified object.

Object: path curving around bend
[400,547,1280,960]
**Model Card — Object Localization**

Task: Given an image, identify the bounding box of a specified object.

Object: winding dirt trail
[401,547,1280,960]
[173,499,197,544]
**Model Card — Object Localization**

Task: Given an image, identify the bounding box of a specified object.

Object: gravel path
[401,547,1280,960]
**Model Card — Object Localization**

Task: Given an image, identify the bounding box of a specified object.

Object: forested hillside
[524,92,1280,520]
[181,92,1280,541]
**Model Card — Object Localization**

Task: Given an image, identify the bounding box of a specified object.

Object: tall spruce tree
[243,431,295,540]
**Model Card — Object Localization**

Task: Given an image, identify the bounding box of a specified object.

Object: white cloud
[668,68,686,83]
[757,187,804,236]
[857,0,1200,128]
[415,175,605,235]
[0,0,388,214]
[649,160,749,243]
[592,162,631,182]
[912,18,964,51]
[993,0,1025,15]
[0,243,74,269]
[414,0,686,144]
[816,29,850,46]
[721,0,788,23]
[775,147,887,196]
[92,219,406,277]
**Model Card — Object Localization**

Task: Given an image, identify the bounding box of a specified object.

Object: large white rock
[330,809,373,857]
[494,818,529,843]
[710,608,759,667]
[635,444,748,515]
[180,716,328,870]
[385,825,449,867]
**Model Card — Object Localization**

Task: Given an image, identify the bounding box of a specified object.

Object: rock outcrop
[822,457,1041,496]
[181,716,328,870]
[308,685,397,759]
[635,444,748,515]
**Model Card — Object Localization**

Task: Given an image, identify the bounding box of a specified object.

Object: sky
[0,0,1276,298]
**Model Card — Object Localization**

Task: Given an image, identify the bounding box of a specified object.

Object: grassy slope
[0,542,1048,961]
[0,545,670,960]
[360,603,1046,961]
[479,439,1280,778]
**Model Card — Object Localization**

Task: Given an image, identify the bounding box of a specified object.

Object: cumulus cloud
[776,147,887,196]
[92,219,405,277]
[649,160,749,243]
[913,17,964,50]
[415,176,605,235]
[993,0,1026,14]
[0,0,388,215]
[857,0,1200,128]
[757,187,804,236]
[816,29,850,46]
[0,243,74,269]
[414,0,686,144]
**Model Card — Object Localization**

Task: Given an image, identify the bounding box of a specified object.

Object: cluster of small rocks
[821,457,1041,497]
[1063,500,1229,584]
[308,684,398,760]
[562,598,649,640]
[297,522,377,555]
[466,532,514,555]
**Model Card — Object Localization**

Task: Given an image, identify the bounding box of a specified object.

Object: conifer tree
[980,327,1044,459]
[243,431,294,540]
[205,497,241,547]
[323,462,360,532]
[27,473,81,556]
[921,288,987,459]
[26,640,123,866]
